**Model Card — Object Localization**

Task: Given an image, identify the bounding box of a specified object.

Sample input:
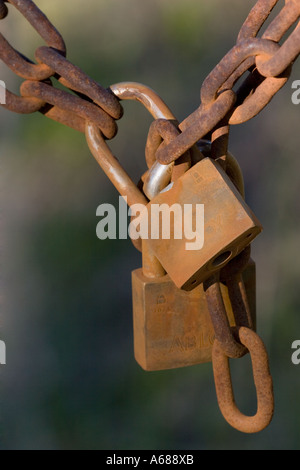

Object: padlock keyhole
[212,251,233,268]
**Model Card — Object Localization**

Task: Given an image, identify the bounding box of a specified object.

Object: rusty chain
[1,0,299,146]
[212,326,274,434]
[0,0,123,139]
[155,0,300,165]
[1,0,299,434]
[205,246,274,432]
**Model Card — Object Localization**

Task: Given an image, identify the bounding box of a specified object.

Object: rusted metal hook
[212,326,274,434]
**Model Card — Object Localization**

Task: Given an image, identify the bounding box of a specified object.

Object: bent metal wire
[1,0,300,434]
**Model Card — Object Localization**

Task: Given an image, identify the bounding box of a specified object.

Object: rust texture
[212,327,274,434]
[143,158,262,291]
[204,247,253,358]
[0,0,122,138]
[1,0,299,148]
[35,47,123,120]
[21,81,118,140]
[153,0,300,165]
[132,261,256,372]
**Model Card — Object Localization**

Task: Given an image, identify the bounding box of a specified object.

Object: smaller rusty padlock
[141,156,262,291]
[132,240,256,371]
[132,240,215,370]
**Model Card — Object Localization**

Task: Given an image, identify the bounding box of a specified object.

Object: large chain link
[0,0,123,139]
[155,0,300,165]
[1,0,299,146]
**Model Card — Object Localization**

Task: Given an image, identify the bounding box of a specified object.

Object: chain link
[212,326,274,434]
[1,0,299,144]
[155,0,300,164]
[0,0,122,138]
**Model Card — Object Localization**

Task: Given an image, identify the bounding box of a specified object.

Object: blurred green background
[1,0,300,450]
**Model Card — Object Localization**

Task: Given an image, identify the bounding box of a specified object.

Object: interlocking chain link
[212,326,274,434]
[154,0,300,164]
[0,0,123,139]
[1,0,299,145]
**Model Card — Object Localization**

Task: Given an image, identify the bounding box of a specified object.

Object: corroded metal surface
[1,0,299,146]
[143,158,262,291]
[212,327,274,434]
[0,0,122,136]
[132,262,256,372]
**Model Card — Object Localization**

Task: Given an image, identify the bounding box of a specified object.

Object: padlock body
[143,158,262,290]
[132,260,256,371]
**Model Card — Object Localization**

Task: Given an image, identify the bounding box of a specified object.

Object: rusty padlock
[132,240,215,370]
[133,145,257,371]
[144,126,262,291]
[132,244,256,371]
[141,151,262,291]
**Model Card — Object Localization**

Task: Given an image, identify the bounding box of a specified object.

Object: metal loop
[111,82,192,199]
[262,0,300,43]
[110,82,175,121]
[145,119,181,169]
[35,46,123,120]
[2,88,44,114]
[20,80,118,140]
[0,0,66,80]
[212,327,274,434]
[230,0,298,124]
[256,21,300,77]
[237,0,279,43]
[85,121,165,276]
[204,273,248,359]
[143,119,192,198]
[156,90,236,165]
[220,247,254,331]
[230,66,291,125]
[200,38,280,105]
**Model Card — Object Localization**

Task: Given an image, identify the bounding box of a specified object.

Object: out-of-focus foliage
[0,0,300,450]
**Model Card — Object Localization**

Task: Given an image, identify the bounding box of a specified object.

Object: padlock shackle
[196,140,245,198]
[86,82,178,208]
[85,121,147,208]
[143,140,246,201]
[111,82,177,200]
[86,82,178,279]
[86,121,166,278]
[110,82,176,120]
[143,160,174,200]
